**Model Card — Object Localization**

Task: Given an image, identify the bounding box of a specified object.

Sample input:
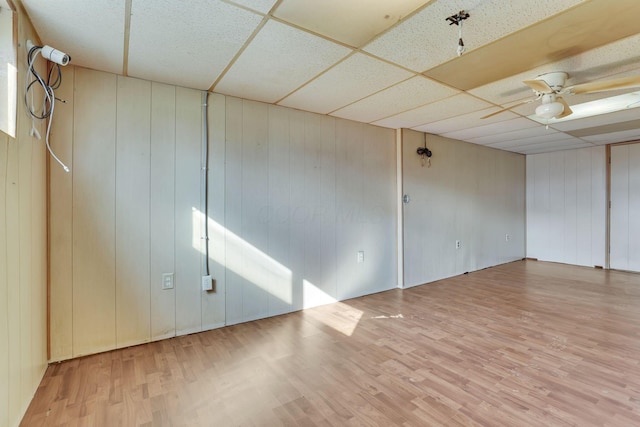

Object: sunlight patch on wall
[192,208,292,304]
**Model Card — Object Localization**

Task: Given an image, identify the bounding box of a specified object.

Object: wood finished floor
[21,261,640,426]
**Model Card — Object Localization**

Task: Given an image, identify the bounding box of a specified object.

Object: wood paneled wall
[0,5,49,427]
[49,66,398,360]
[610,142,640,272]
[401,130,525,287]
[526,146,606,267]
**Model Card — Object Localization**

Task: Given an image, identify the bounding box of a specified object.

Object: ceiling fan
[481,71,640,120]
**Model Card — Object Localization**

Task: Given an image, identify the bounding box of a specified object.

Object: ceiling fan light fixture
[535,101,564,119]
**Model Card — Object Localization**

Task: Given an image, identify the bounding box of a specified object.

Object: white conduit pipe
[201,91,210,277]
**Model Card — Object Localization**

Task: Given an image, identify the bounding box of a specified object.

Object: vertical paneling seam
[70,68,75,357]
[148,85,153,341]
[114,76,118,346]
[173,87,177,330]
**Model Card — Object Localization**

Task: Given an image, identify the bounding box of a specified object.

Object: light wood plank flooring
[21,260,640,426]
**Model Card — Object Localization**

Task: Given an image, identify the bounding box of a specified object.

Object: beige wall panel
[403,132,457,286]
[361,125,397,293]
[202,92,226,330]
[498,152,526,265]
[150,82,177,341]
[526,147,604,267]
[403,131,525,287]
[30,103,48,396]
[287,108,306,311]
[454,140,478,274]
[49,65,74,361]
[0,7,50,426]
[72,68,117,356]
[5,131,21,422]
[303,112,328,304]
[18,91,35,411]
[266,104,292,316]
[335,119,365,301]
[0,133,9,427]
[174,87,202,335]
[224,96,243,325]
[476,148,498,269]
[115,76,151,348]
[318,115,337,303]
[240,100,270,321]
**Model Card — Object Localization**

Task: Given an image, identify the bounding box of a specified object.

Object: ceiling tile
[469,34,640,107]
[550,105,640,132]
[442,117,539,141]
[21,0,125,74]
[215,20,351,103]
[487,133,578,150]
[363,0,583,73]
[278,53,412,114]
[467,126,557,145]
[582,129,640,145]
[415,108,519,134]
[520,141,594,155]
[128,0,263,90]
[273,0,428,47]
[330,76,459,123]
[373,93,493,129]
[230,0,277,14]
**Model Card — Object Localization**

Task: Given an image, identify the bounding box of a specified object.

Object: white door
[610,143,640,272]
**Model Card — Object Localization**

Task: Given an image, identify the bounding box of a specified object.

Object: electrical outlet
[202,275,213,291]
[455,240,461,249]
[505,233,510,242]
[162,273,174,290]
[357,251,364,263]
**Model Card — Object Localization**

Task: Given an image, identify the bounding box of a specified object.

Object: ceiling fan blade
[480,98,536,119]
[556,96,573,118]
[565,75,640,94]
[523,79,554,94]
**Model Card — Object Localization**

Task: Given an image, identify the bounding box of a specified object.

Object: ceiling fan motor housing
[536,72,568,92]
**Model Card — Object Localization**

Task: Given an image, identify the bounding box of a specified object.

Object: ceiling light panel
[414,108,519,134]
[278,53,412,114]
[230,0,278,14]
[21,0,125,74]
[273,0,428,47]
[215,20,351,103]
[363,0,582,73]
[128,0,262,90]
[373,93,493,129]
[330,76,458,124]
[442,117,539,141]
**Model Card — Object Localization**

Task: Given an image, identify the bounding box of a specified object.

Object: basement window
[0,1,17,138]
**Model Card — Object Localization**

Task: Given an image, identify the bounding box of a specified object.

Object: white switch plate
[357,251,364,263]
[202,275,213,291]
[455,240,461,249]
[505,233,510,242]
[162,273,174,290]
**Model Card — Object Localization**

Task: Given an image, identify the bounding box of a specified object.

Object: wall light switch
[162,273,174,290]
[202,275,213,291]
[455,240,461,249]
[357,251,364,263]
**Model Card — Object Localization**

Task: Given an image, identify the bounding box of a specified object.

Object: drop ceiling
[18,0,640,155]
